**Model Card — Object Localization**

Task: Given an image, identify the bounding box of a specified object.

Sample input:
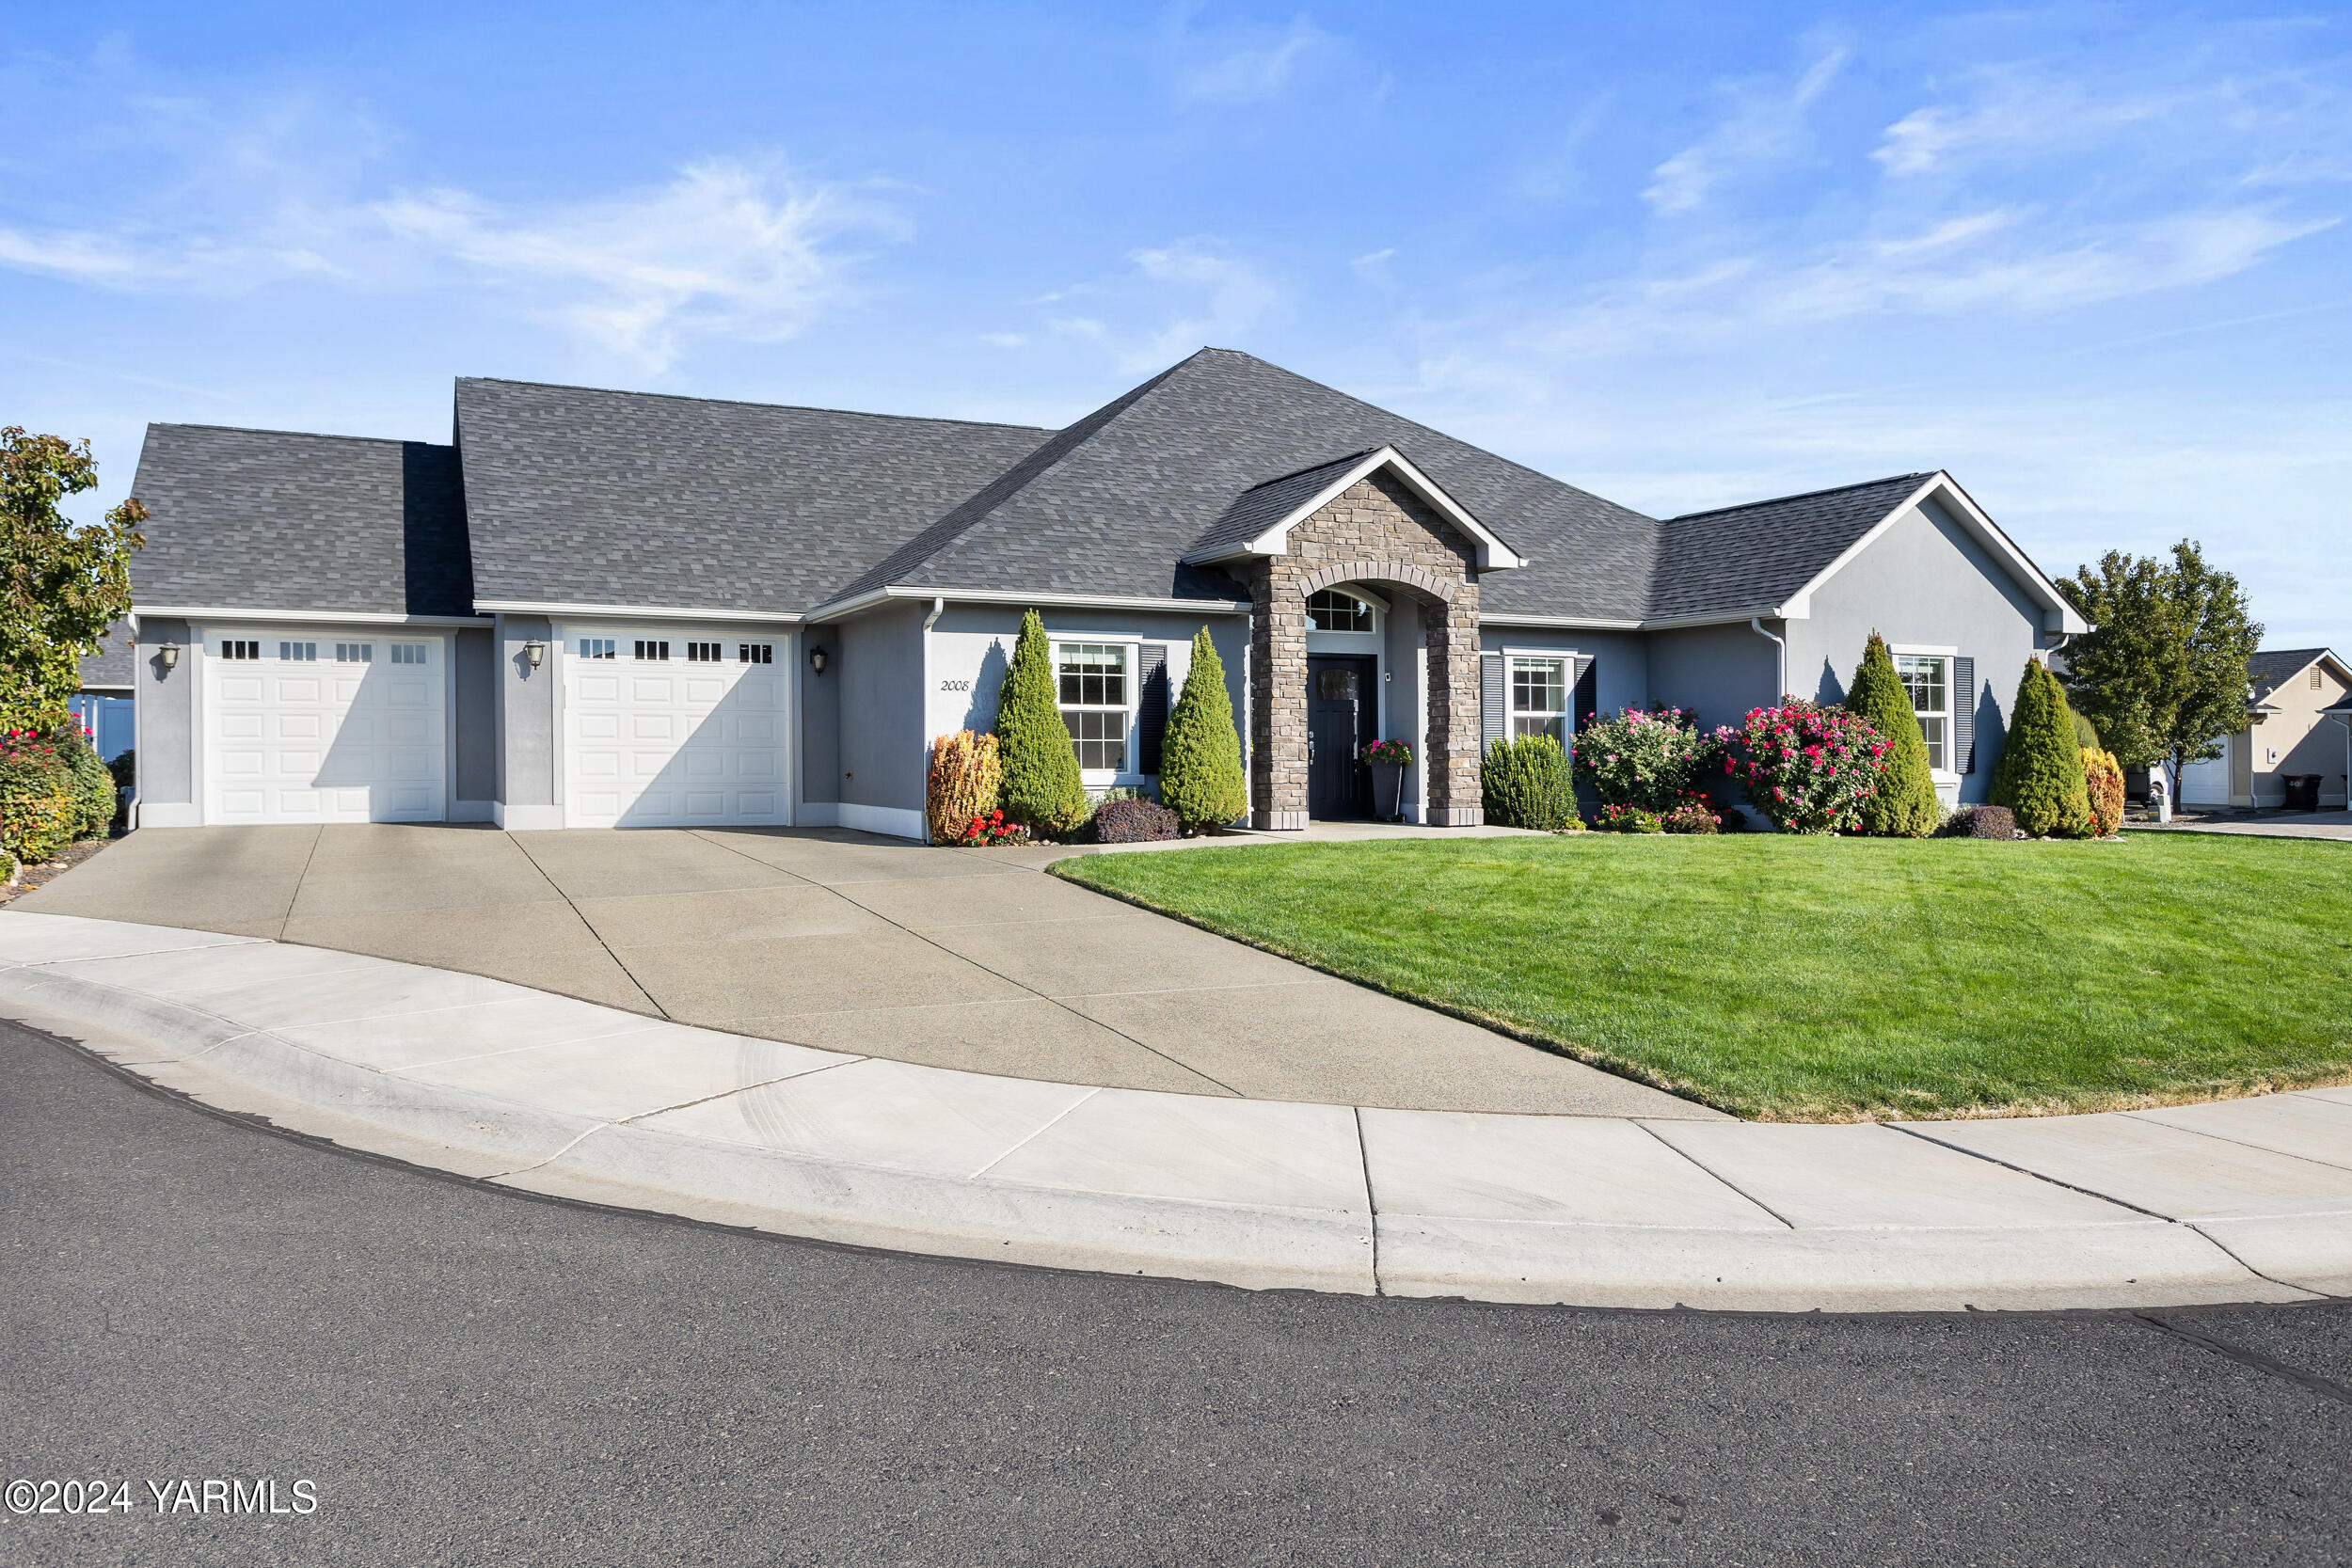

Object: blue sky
[6,2,2348,648]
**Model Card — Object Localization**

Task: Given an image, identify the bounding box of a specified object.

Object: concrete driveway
[15,824,1704,1117]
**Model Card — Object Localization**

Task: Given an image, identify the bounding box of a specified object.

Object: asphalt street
[3,1018,2348,1567]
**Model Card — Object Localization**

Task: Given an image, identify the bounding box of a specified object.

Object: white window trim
[1893,649,1962,783]
[1502,647,1574,745]
[1051,636,1138,784]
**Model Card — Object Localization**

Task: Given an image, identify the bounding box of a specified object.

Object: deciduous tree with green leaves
[1843,631,1941,837]
[2055,542,2262,793]
[1,429,145,733]
[1158,628,1248,832]
[991,610,1089,838]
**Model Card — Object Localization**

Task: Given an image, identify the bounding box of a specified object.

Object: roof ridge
[147,422,446,448]
[1666,471,1932,523]
[454,376,1052,435]
[818,359,1197,604]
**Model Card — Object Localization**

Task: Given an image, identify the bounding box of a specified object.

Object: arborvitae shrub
[1844,632,1942,838]
[1990,660,2093,837]
[1158,629,1248,832]
[993,610,1089,838]
[2071,710,2103,752]
[1482,734,1575,830]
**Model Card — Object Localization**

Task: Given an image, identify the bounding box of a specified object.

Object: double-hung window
[1898,656,1950,772]
[1510,657,1567,743]
[1057,642,1129,774]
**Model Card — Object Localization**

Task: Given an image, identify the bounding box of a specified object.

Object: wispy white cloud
[1173,14,1337,103]
[1645,42,1848,214]
[373,159,899,370]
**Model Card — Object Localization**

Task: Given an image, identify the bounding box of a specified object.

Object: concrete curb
[5,911,2348,1313]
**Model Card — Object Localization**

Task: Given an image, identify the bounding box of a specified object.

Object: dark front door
[1307,655,1375,819]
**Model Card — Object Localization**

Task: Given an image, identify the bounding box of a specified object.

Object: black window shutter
[1137,643,1169,773]
[1952,656,1976,773]
[1573,656,1598,733]
[1481,652,1506,750]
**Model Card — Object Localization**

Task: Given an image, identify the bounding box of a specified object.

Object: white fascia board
[1773,473,2089,635]
[1479,612,1644,631]
[475,599,803,626]
[138,604,490,626]
[803,584,1252,623]
[1185,446,1527,572]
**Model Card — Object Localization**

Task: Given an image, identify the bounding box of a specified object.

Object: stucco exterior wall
[131,616,195,820]
[491,613,558,829]
[1783,498,2049,804]
[1645,621,1780,734]
[835,601,926,832]
[452,626,496,816]
[797,624,841,817]
[1480,627,1650,720]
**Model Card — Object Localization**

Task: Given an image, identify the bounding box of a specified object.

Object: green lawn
[1051,832,2352,1121]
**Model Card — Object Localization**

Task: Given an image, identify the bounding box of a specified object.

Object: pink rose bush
[1574,705,1717,813]
[1717,699,1890,834]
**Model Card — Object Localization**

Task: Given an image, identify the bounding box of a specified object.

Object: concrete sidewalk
[11,823,1685,1117]
[7,909,2347,1313]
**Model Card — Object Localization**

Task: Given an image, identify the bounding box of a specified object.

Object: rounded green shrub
[992,610,1089,839]
[2071,709,2103,752]
[59,725,116,840]
[1482,734,1575,830]
[1159,628,1248,832]
[0,731,75,866]
[1990,659,2093,837]
[1843,632,1941,838]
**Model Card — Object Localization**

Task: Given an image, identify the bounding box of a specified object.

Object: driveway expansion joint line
[278,825,325,941]
[783,857,1248,1099]
[2120,1108,2352,1177]
[505,832,671,1020]
[965,1086,1102,1180]
[1632,1120,1796,1229]
[2132,1311,2352,1405]
[1883,1121,2184,1223]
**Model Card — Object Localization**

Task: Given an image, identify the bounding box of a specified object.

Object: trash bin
[2282,773,2321,812]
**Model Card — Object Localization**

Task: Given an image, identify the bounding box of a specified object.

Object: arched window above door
[1307,589,1373,632]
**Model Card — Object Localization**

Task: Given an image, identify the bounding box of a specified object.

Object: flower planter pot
[1369,760,1406,822]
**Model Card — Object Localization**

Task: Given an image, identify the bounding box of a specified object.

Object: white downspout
[919,596,946,843]
[1749,617,1787,703]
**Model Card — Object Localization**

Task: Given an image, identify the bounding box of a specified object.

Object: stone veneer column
[1421,589,1485,825]
[1241,469,1488,831]
[1247,561,1309,829]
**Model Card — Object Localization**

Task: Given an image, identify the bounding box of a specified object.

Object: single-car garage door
[203,631,446,823]
[562,628,789,828]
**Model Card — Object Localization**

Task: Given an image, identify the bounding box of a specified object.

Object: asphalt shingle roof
[2247,647,2340,701]
[76,620,135,689]
[129,426,472,616]
[1184,451,1380,563]
[455,379,1052,614]
[837,349,1661,619]
[1647,474,1931,622]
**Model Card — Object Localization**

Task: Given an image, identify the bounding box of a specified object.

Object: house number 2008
[940,679,971,691]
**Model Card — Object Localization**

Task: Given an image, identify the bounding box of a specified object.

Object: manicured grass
[1052,832,2352,1121]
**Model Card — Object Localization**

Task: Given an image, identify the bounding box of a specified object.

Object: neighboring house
[72,620,137,762]
[2179,648,2352,810]
[121,349,2086,836]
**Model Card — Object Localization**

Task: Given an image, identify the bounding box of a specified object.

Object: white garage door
[562,629,789,828]
[204,631,446,824]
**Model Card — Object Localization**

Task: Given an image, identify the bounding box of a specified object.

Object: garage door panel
[205,631,446,824]
[564,626,789,829]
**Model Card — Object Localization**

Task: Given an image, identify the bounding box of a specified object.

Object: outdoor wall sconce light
[158,642,181,673]
[808,645,829,675]
[524,641,547,672]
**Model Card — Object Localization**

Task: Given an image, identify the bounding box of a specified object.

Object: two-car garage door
[203,631,446,823]
[561,628,789,828]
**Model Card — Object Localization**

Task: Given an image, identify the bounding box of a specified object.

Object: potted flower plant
[1360,738,1413,821]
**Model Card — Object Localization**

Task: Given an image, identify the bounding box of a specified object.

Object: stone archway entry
[1240,467,1488,830]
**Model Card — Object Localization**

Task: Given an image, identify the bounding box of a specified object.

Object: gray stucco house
[118,348,2086,835]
